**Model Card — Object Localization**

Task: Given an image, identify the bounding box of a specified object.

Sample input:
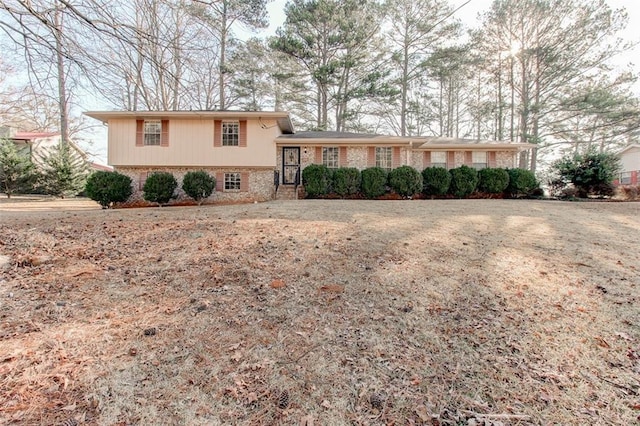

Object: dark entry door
[282,147,300,185]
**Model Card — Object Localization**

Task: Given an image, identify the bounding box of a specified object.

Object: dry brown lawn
[0,198,639,425]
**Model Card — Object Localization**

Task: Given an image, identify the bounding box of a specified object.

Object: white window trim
[222,121,239,146]
[144,120,162,146]
[224,172,241,191]
[323,147,339,168]
[472,151,488,170]
[431,152,447,168]
[376,147,392,171]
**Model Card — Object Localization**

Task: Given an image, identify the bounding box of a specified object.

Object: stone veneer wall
[115,167,276,206]
[495,151,516,168]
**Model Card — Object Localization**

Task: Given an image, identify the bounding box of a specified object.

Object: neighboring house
[84,110,534,203]
[3,129,62,161]
[0,127,107,171]
[615,144,640,185]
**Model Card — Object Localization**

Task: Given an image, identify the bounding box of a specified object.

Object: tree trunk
[219,2,228,110]
[54,4,69,147]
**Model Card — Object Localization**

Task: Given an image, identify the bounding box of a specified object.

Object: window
[222,121,239,146]
[472,151,487,169]
[431,152,447,168]
[620,171,632,185]
[224,172,241,190]
[323,147,339,168]
[144,120,162,146]
[376,147,392,171]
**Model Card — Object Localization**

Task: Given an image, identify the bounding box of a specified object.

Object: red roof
[12,131,60,140]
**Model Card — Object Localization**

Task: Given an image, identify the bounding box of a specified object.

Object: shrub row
[302,165,539,199]
[85,170,216,208]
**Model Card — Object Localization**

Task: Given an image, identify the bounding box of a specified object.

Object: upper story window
[431,151,447,168]
[376,147,392,171]
[144,120,162,146]
[222,121,239,146]
[323,147,339,168]
[472,151,487,170]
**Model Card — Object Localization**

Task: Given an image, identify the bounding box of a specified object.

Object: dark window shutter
[139,172,148,190]
[240,172,249,192]
[160,120,169,147]
[392,147,401,168]
[214,121,222,147]
[339,147,347,167]
[367,147,375,167]
[488,151,497,167]
[239,120,247,147]
[423,151,431,168]
[136,120,144,146]
[215,172,224,191]
[465,151,473,165]
[447,151,455,169]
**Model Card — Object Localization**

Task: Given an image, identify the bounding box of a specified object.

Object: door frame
[282,146,301,185]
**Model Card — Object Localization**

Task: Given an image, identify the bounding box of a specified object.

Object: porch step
[275,186,303,200]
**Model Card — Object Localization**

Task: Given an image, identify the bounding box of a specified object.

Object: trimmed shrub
[551,151,620,198]
[182,170,215,204]
[422,167,451,196]
[478,168,510,194]
[361,167,388,198]
[332,167,361,197]
[388,165,423,197]
[302,164,332,197]
[85,171,133,208]
[143,171,178,205]
[505,168,539,198]
[448,165,478,198]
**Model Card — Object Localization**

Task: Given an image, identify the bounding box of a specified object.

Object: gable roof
[11,131,60,140]
[84,110,295,134]
[618,144,640,156]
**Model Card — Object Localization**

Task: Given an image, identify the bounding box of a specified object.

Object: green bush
[85,171,132,208]
[422,167,451,196]
[143,171,177,205]
[551,150,620,198]
[182,170,215,204]
[478,168,510,194]
[448,165,478,198]
[361,167,388,198]
[505,168,539,198]
[332,167,361,197]
[302,164,332,197]
[388,166,423,197]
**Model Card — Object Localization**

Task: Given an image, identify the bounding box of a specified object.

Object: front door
[282,147,300,185]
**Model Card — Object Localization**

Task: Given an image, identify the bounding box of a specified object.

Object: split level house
[84,110,535,203]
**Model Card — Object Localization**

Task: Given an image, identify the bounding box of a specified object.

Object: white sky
[264,0,639,72]
[87,0,640,164]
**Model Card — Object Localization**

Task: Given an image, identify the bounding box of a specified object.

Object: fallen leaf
[594,336,610,348]
[270,279,286,289]
[318,284,344,293]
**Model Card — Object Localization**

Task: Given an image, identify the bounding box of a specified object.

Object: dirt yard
[0,198,639,425]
